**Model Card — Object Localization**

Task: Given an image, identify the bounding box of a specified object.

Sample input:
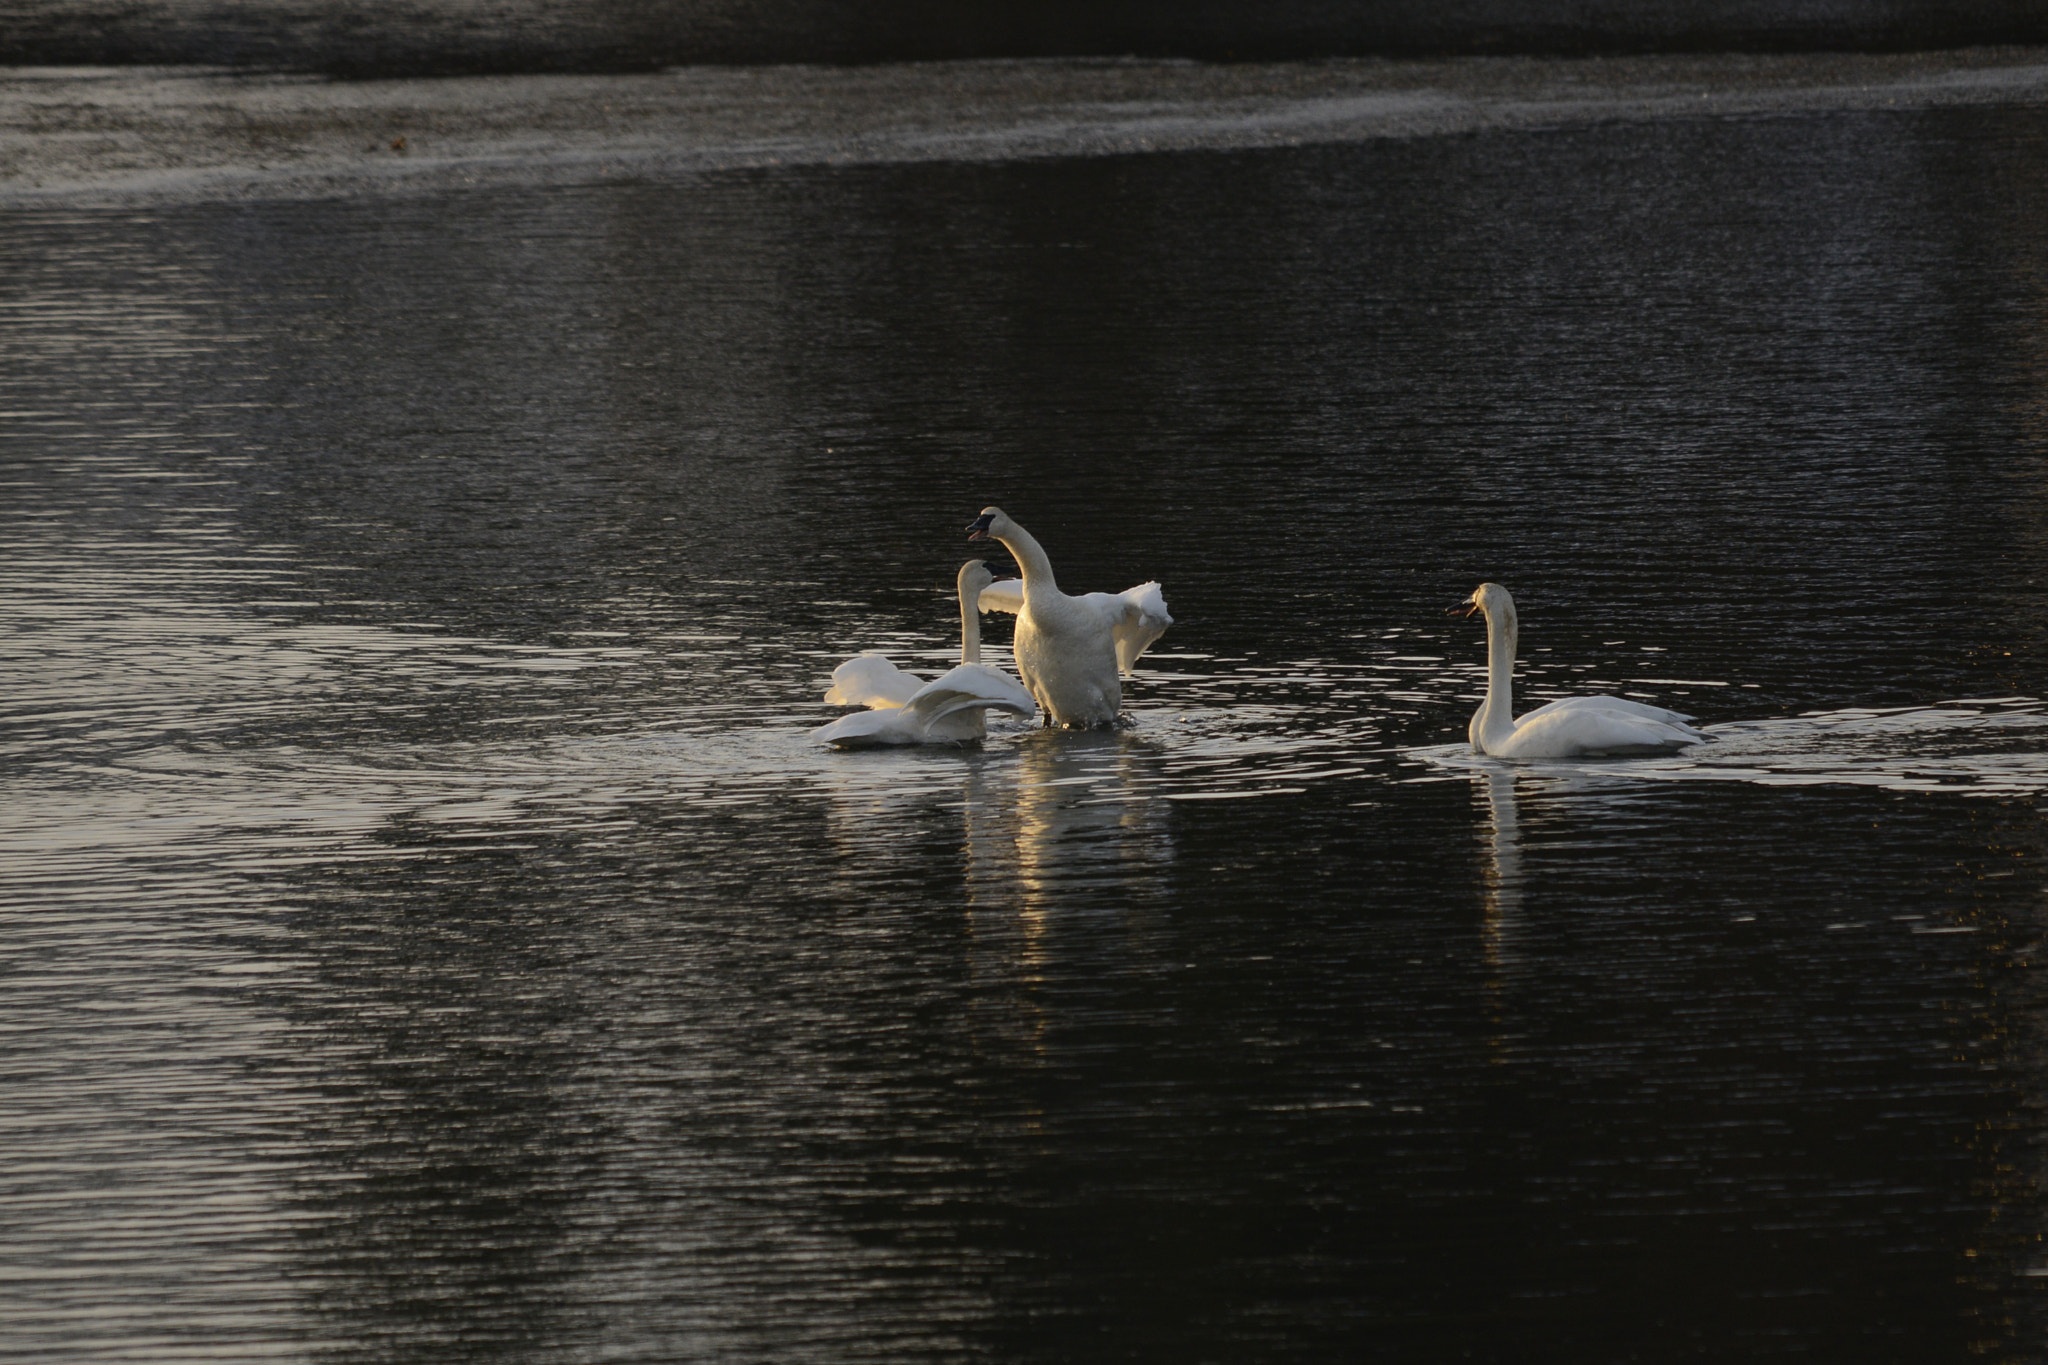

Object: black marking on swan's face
[966,511,996,540]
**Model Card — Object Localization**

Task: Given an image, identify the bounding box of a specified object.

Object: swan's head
[1456,582,1518,631]
[966,507,1008,542]
[957,559,996,597]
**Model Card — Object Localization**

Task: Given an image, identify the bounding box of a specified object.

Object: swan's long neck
[995,522,1058,598]
[960,584,982,667]
[1472,607,1517,751]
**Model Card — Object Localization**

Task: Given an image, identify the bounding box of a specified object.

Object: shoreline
[6,47,2048,207]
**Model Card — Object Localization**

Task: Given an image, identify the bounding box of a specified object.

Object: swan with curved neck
[1458,582,1708,759]
[814,560,1036,748]
[966,506,1170,728]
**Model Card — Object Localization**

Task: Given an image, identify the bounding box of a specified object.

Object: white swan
[813,560,1037,748]
[976,576,1172,676]
[1457,581,1709,759]
[966,506,1171,727]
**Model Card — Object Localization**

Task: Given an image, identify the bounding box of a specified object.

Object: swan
[976,575,1172,676]
[813,560,1037,748]
[1457,581,1709,759]
[966,506,1171,727]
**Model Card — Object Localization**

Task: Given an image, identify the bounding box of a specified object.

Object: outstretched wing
[906,664,1037,726]
[1078,582,1172,675]
[980,578,1172,676]
[824,654,923,709]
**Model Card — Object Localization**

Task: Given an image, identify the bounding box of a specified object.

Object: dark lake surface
[7,98,2048,1362]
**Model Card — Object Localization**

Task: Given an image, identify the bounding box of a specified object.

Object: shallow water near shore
[8,95,2048,1362]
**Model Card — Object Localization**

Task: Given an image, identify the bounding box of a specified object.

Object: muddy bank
[4,48,2048,206]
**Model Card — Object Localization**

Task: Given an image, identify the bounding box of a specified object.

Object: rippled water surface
[8,101,2048,1362]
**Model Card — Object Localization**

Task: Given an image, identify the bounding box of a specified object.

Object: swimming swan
[1457,581,1709,759]
[813,560,1038,748]
[966,506,1172,727]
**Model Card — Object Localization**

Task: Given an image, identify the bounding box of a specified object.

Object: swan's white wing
[823,654,923,709]
[1110,581,1171,675]
[814,665,1031,748]
[1496,704,1709,759]
[810,707,924,748]
[984,578,1169,677]
[978,578,1025,615]
[1520,694,1696,726]
[906,664,1037,726]
[1073,584,1173,675]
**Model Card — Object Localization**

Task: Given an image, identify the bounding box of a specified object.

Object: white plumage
[977,576,1173,676]
[822,654,922,710]
[966,506,1172,728]
[813,560,1037,748]
[1458,581,1709,759]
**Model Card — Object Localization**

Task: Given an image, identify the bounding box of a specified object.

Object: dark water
[7,103,2048,1362]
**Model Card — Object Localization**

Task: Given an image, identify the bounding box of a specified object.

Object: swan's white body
[977,576,1172,676]
[1461,582,1709,760]
[967,506,1171,728]
[813,561,1037,748]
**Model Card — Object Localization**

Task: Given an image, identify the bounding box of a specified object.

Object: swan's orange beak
[1450,597,1480,618]
[966,511,995,541]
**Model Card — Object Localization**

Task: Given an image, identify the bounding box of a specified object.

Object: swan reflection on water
[1427,698,2048,1027]
[1004,728,1175,908]
[1476,764,1524,978]
[810,725,1178,1068]
[951,731,1176,1059]
[809,723,1176,914]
